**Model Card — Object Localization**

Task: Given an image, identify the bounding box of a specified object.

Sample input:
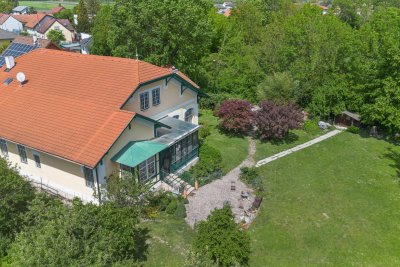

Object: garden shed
[335,111,361,127]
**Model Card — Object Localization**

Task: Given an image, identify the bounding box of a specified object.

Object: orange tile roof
[48,6,65,15]
[0,14,10,25]
[13,14,49,28]
[0,49,200,168]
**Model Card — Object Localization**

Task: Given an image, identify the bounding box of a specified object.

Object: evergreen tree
[76,0,90,33]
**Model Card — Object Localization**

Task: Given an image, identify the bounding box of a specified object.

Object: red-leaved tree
[255,101,303,140]
[216,99,254,134]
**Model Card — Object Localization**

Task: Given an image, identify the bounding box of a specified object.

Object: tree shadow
[216,125,248,139]
[133,227,150,262]
[258,131,299,145]
[384,148,400,185]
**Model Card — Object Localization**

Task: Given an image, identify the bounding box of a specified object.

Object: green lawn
[19,1,77,10]
[199,110,249,173]
[141,214,194,267]
[255,128,330,161]
[250,132,400,266]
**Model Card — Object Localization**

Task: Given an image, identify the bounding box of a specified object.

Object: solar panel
[0,42,39,67]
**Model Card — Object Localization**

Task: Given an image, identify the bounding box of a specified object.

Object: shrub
[144,206,159,220]
[303,120,321,134]
[199,124,211,140]
[166,201,178,214]
[174,202,187,219]
[193,206,251,267]
[240,167,264,195]
[200,93,233,110]
[146,191,174,211]
[216,99,254,135]
[347,126,360,134]
[255,101,303,140]
[190,144,223,185]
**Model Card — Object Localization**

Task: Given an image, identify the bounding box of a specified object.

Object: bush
[303,120,321,134]
[193,206,250,267]
[347,126,360,134]
[200,93,233,110]
[166,201,178,214]
[255,101,303,140]
[240,167,264,195]
[190,144,223,185]
[199,124,211,140]
[146,191,174,211]
[174,202,187,219]
[216,99,254,135]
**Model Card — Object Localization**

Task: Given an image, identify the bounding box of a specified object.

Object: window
[138,156,156,182]
[140,92,149,110]
[173,115,179,120]
[17,144,27,164]
[84,167,94,188]
[54,26,60,31]
[185,108,194,123]
[33,153,41,168]
[152,87,160,106]
[0,139,8,157]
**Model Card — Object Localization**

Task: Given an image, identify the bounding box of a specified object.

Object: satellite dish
[16,72,26,84]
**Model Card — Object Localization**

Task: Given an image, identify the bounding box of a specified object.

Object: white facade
[0,16,23,33]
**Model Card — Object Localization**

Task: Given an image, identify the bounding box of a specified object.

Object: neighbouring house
[47,5,66,15]
[13,14,50,35]
[12,6,29,15]
[80,36,92,54]
[0,29,17,45]
[335,111,361,127]
[0,49,204,203]
[35,16,75,42]
[0,14,23,33]
[0,36,59,66]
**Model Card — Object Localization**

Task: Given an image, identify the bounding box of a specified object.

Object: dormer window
[152,87,160,106]
[140,92,149,111]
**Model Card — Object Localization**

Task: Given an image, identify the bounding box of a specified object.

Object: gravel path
[185,137,256,228]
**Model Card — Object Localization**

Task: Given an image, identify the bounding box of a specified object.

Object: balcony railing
[170,147,198,173]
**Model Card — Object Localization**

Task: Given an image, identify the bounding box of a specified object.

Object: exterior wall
[44,21,74,42]
[101,118,155,179]
[2,139,97,203]
[0,17,23,33]
[122,78,199,125]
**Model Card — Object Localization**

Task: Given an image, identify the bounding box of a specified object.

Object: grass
[19,1,77,10]
[141,214,194,267]
[255,127,330,161]
[249,132,400,266]
[199,109,249,173]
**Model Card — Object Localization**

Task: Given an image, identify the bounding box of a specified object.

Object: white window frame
[84,167,94,188]
[32,151,41,168]
[0,138,8,157]
[17,144,27,164]
[185,108,194,123]
[139,91,149,111]
[139,156,156,182]
[152,87,161,106]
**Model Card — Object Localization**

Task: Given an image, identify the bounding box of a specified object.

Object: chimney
[171,66,178,73]
[5,56,15,70]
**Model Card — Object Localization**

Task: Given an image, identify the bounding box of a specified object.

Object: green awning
[111,141,168,168]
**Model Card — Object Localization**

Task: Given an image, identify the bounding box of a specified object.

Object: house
[12,6,29,15]
[35,17,75,42]
[0,29,17,45]
[13,14,50,35]
[0,14,23,33]
[0,49,203,203]
[80,36,92,54]
[0,36,59,66]
[47,5,65,15]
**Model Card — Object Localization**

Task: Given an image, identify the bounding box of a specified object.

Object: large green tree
[76,0,90,33]
[90,5,112,55]
[105,0,213,80]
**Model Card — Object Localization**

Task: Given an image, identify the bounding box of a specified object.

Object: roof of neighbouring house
[0,29,17,40]
[0,49,200,168]
[0,36,58,66]
[343,111,360,121]
[48,6,65,15]
[0,14,10,25]
[36,16,74,34]
[12,6,28,12]
[13,14,49,28]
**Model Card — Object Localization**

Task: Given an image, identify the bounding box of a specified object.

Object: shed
[335,111,361,127]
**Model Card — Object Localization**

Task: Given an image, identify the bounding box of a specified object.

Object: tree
[106,0,213,80]
[76,0,90,33]
[90,5,112,55]
[0,0,17,13]
[54,9,74,21]
[85,0,101,19]
[255,101,303,140]
[47,29,66,43]
[0,158,35,256]
[257,72,298,103]
[192,205,250,267]
[216,99,254,135]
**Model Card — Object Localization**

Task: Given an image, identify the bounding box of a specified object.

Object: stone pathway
[185,137,256,228]
[185,129,342,228]
[255,129,342,167]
